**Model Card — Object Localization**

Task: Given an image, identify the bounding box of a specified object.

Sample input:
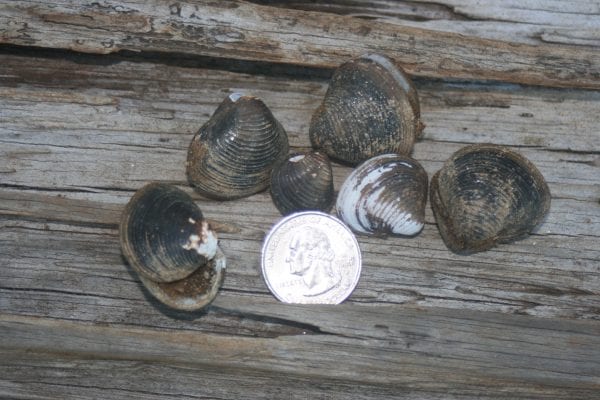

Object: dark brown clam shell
[138,247,225,311]
[430,144,551,254]
[270,151,334,216]
[309,54,424,165]
[336,154,428,236]
[119,183,225,310]
[187,93,289,200]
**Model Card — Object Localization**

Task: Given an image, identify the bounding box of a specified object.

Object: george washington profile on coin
[286,226,341,297]
[261,211,362,304]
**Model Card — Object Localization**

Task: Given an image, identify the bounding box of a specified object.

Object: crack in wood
[211,306,331,337]
[3,1,600,88]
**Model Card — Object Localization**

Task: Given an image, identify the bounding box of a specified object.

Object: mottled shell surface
[336,154,428,236]
[270,151,334,216]
[310,54,423,165]
[119,183,225,310]
[187,93,289,200]
[430,144,551,254]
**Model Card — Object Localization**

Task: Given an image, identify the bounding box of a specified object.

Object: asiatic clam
[430,144,551,254]
[310,53,424,165]
[336,154,428,236]
[270,151,334,216]
[187,93,289,200]
[118,51,555,315]
[119,183,225,310]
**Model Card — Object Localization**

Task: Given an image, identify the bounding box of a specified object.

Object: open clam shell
[187,93,289,200]
[336,154,428,236]
[430,144,551,254]
[137,247,226,311]
[270,151,334,216]
[310,54,424,165]
[119,183,225,310]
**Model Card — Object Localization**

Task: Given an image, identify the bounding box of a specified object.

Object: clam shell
[310,54,424,165]
[336,154,428,236]
[187,93,289,200]
[138,247,225,311]
[270,151,334,216]
[430,144,551,254]
[119,183,225,310]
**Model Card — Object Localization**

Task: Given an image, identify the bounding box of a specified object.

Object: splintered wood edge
[0,0,599,89]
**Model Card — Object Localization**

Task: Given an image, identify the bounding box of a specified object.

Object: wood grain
[1,309,599,399]
[253,0,600,46]
[1,1,600,88]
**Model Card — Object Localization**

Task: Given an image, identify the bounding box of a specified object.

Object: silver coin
[261,211,362,304]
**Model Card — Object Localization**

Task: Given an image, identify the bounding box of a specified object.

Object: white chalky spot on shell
[290,154,305,162]
[229,92,243,102]
[182,221,218,260]
[214,255,226,271]
[337,162,394,234]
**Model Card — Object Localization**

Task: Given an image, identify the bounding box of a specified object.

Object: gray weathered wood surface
[2,0,600,88]
[1,1,599,399]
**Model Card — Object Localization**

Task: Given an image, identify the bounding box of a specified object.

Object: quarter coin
[261,211,362,304]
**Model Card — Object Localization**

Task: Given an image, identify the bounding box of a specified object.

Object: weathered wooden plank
[1,1,600,88]
[0,51,598,324]
[2,181,599,237]
[1,310,599,399]
[1,207,598,322]
[255,0,600,46]
[1,53,598,197]
[0,352,444,400]
[1,353,595,400]
[3,135,598,201]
